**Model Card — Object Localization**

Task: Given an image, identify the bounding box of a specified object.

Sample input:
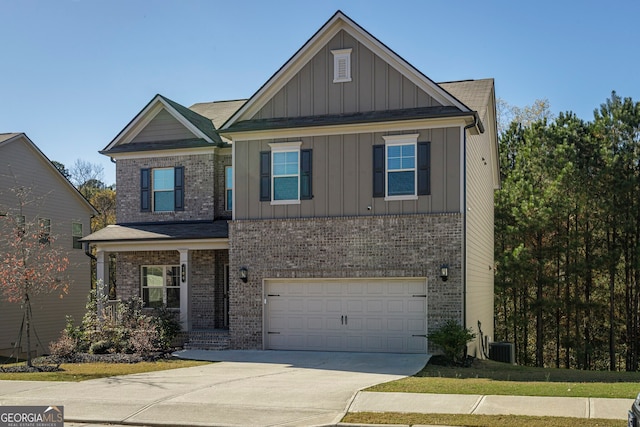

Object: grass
[0,359,210,381]
[366,358,640,398]
[342,412,625,427]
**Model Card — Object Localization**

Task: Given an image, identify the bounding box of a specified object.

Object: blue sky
[1,1,638,186]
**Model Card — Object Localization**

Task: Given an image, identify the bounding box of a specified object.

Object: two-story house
[0,132,97,358]
[82,11,498,356]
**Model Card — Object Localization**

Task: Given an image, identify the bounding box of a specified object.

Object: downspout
[84,241,96,261]
[462,113,479,330]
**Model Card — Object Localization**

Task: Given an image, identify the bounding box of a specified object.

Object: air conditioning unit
[489,342,515,364]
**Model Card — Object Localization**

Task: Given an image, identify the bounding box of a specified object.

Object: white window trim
[141,265,180,309]
[152,167,175,213]
[72,222,83,250]
[331,48,352,83]
[225,166,233,211]
[383,134,419,201]
[269,141,302,205]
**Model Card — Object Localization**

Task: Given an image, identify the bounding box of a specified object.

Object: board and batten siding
[464,108,496,357]
[255,30,440,120]
[233,127,461,220]
[0,137,93,357]
[130,109,196,144]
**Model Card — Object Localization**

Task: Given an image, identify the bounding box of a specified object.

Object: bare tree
[69,159,104,190]
[0,186,71,367]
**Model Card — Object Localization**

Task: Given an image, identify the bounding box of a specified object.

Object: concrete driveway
[0,350,429,426]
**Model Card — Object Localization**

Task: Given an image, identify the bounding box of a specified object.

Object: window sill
[384,195,419,202]
[270,200,301,206]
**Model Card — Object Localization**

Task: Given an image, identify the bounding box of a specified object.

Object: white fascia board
[92,238,229,253]
[103,96,213,153]
[107,146,219,160]
[222,16,345,128]
[158,98,214,143]
[222,12,469,129]
[222,116,472,142]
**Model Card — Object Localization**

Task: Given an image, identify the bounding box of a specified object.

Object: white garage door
[264,278,427,353]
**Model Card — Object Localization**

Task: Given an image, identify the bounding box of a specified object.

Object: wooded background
[495,92,640,371]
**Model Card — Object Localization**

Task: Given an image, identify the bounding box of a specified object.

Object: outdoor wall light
[239,267,248,283]
[440,264,449,282]
[181,264,186,283]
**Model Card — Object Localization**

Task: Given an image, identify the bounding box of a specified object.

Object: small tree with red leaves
[0,186,70,367]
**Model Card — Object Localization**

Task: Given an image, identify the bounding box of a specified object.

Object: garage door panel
[286,298,305,312]
[265,279,427,353]
[346,282,365,295]
[407,299,426,313]
[367,299,384,312]
[387,299,406,312]
[326,299,342,312]
[366,318,383,331]
[326,282,344,294]
[386,318,404,331]
[306,299,324,312]
[347,299,364,312]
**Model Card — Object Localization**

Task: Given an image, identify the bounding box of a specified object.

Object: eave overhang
[219,110,482,141]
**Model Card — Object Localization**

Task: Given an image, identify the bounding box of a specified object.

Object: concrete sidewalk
[0,350,634,426]
[348,391,633,421]
[1,350,428,427]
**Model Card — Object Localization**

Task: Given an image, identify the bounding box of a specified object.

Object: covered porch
[81,221,229,339]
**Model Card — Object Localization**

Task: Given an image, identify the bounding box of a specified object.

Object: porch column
[178,249,191,331]
[95,249,109,318]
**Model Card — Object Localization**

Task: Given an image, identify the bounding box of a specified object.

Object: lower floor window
[141,265,180,309]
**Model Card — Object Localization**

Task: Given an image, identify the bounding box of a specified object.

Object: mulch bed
[0,351,173,373]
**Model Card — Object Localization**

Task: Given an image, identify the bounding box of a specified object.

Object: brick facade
[115,249,227,329]
[228,213,463,351]
[116,153,217,223]
[214,150,232,219]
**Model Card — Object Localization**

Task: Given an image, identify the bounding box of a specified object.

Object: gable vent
[332,48,352,83]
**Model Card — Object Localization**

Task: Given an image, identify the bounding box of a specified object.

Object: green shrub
[51,288,180,360]
[428,320,476,366]
[48,329,77,358]
[153,306,181,349]
[89,339,113,355]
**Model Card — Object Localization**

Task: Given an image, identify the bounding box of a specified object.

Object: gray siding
[465,109,496,357]
[0,137,93,357]
[234,127,461,220]
[131,109,197,144]
[255,30,440,120]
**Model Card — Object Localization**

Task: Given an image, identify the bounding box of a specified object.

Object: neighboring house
[82,11,499,356]
[0,132,98,358]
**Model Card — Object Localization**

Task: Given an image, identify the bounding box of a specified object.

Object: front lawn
[0,359,210,381]
[366,358,640,398]
[342,412,625,427]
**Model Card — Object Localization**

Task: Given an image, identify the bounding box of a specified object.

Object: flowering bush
[49,289,180,360]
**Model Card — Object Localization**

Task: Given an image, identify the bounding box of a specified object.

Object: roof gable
[222,10,470,129]
[102,94,222,154]
[0,133,98,215]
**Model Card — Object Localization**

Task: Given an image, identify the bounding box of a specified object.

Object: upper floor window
[331,48,352,83]
[260,142,312,204]
[140,167,184,212]
[387,142,416,196]
[39,217,51,244]
[141,265,180,309]
[225,166,233,211]
[374,134,430,200]
[273,150,299,201]
[72,222,83,249]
